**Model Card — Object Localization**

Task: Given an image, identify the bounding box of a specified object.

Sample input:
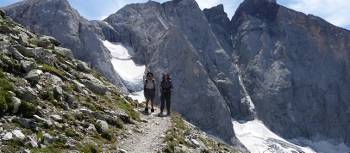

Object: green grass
[18,101,38,118]
[31,142,65,153]
[79,143,102,153]
[39,64,64,78]
[163,114,190,153]
[0,69,14,115]
[116,101,140,121]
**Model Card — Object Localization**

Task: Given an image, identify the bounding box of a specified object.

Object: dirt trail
[118,108,171,153]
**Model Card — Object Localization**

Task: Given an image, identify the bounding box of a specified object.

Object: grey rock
[86,124,97,134]
[0,9,5,18]
[43,133,54,145]
[190,139,206,149]
[12,130,25,141]
[27,136,38,148]
[20,60,37,72]
[118,149,127,153]
[50,115,63,122]
[33,115,52,127]
[8,46,25,60]
[17,118,35,129]
[23,149,31,153]
[2,132,13,140]
[80,74,107,95]
[11,96,21,114]
[54,47,73,59]
[76,61,91,72]
[96,120,109,134]
[15,86,38,101]
[53,86,63,100]
[24,69,43,83]
[37,35,59,48]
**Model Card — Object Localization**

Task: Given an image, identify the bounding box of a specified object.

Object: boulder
[50,114,63,122]
[11,97,21,114]
[12,130,25,141]
[80,74,107,95]
[27,136,38,148]
[20,60,37,72]
[33,115,52,127]
[15,86,38,101]
[76,61,91,72]
[8,47,25,60]
[17,118,35,129]
[96,120,109,134]
[2,132,13,141]
[37,35,60,48]
[43,133,54,145]
[53,86,63,101]
[54,47,73,59]
[24,69,43,84]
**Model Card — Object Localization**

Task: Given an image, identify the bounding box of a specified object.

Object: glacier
[102,40,145,102]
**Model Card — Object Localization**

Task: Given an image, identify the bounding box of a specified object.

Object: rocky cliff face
[230,0,350,145]
[3,0,127,92]
[104,0,244,144]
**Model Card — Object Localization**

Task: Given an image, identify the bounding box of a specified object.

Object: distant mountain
[229,0,350,145]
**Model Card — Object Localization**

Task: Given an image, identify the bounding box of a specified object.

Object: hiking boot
[151,108,155,113]
[144,107,149,113]
[158,112,163,117]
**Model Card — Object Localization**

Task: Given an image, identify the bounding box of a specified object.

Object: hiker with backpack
[159,73,173,116]
[144,72,156,114]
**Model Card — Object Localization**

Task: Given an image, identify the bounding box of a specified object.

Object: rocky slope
[0,9,138,152]
[228,0,350,146]
[3,0,127,92]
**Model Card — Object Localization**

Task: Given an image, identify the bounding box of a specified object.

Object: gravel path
[118,108,171,153]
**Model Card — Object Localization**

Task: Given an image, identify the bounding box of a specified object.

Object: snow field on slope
[102,40,145,102]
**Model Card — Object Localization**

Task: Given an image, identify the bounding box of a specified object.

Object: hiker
[144,72,156,113]
[159,73,173,116]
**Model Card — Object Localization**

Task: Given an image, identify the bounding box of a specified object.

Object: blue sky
[1,0,349,29]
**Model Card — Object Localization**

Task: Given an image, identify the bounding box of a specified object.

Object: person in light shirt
[143,72,156,114]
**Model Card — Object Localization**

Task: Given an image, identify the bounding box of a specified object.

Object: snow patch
[233,120,350,153]
[102,40,145,102]
[233,120,315,153]
[290,138,350,153]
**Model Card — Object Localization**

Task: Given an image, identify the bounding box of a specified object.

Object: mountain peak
[233,0,280,21]
[244,0,276,3]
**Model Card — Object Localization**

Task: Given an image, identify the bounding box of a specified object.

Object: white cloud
[285,0,350,28]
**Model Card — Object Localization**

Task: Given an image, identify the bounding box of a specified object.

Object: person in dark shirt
[159,73,173,116]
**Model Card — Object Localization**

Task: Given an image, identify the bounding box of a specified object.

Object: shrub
[18,101,38,118]
[0,69,13,115]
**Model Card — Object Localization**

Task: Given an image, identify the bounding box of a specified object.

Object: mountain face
[4,0,350,148]
[103,0,244,143]
[230,0,350,145]
[3,0,128,92]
